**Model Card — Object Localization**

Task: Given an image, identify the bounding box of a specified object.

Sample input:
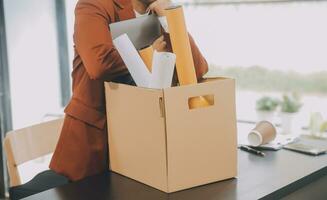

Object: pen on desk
[240,145,266,157]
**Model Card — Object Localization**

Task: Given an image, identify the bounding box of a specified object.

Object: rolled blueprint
[165,5,197,85]
[165,5,209,108]
[113,34,151,87]
[149,51,176,89]
[139,46,154,72]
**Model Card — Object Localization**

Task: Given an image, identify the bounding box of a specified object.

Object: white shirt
[134,10,169,33]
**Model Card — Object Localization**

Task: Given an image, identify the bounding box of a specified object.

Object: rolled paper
[139,46,154,72]
[248,121,277,146]
[149,51,176,89]
[113,34,151,87]
[165,5,209,108]
[165,5,197,85]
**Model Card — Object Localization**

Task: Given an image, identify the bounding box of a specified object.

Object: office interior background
[0,0,326,197]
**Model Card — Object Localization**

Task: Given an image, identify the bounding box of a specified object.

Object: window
[3,0,62,128]
[180,0,327,130]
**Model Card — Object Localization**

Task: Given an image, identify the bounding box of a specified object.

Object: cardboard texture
[105,78,238,193]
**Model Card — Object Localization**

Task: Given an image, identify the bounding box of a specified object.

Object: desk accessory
[248,121,277,147]
[283,143,326,156]
[240,145,265,157]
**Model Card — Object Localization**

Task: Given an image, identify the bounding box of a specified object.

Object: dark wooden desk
[22,123,327,200]
[23,134,327,200]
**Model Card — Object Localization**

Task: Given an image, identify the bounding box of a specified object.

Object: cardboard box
[105,77,237,193]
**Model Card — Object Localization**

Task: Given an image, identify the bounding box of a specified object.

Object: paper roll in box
[165,5,196,85]
[105,77,238,193]
[139,46,154,72]
[165,5,210,108]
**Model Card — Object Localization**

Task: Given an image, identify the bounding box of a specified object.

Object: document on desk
[283,135,327,155]
[113,34,151,87]
[238,134,298,150]
[110,14,161,50]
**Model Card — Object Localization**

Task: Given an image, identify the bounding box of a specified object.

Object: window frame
[56,0,71,107]
[0,0,12,196]
[0,0,71,196]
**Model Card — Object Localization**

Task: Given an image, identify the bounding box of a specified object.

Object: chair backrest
[4,118,64,187]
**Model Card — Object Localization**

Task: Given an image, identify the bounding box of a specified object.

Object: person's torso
[65,0,136,129]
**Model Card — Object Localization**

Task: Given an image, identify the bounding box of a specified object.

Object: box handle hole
[188,95,214,110]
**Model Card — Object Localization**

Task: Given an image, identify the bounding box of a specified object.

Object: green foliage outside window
[256,96,279,112]
[207,66,327,95]
[280,93,302,113]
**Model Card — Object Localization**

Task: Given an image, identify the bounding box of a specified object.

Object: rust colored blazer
[50,0,209,181]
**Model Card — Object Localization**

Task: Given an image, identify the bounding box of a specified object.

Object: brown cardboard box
[104,77,237,193]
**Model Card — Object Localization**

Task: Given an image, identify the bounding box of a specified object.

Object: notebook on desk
[283,135,327,156]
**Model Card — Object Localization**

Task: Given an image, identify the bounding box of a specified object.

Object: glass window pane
[4,0,62,129]
[183,1,327,130]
